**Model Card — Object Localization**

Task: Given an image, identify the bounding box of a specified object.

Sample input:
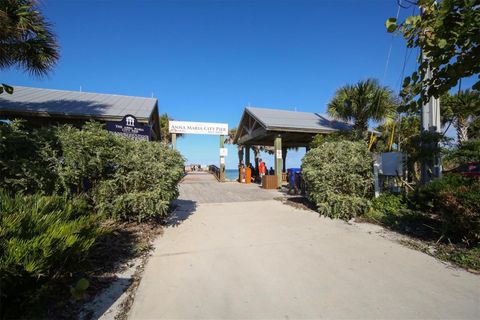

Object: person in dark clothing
[248,163,256,182]
[269,167,274,175]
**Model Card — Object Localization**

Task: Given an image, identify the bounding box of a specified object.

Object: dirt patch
[42,219,164,319]
[274,196,317,211]
[84,220,163,319]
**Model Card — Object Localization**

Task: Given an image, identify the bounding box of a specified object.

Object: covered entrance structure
[234,107,353,187]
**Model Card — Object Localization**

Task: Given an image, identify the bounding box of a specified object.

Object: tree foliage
[327,78,396,139]
[0,0,59,75]
[446,139,480,164]
[469,117,480,139]
[387,0,480,106]
[160,113,183,144]
[0,0,59,94]
[309,130,356,149]
[441,89,480,143]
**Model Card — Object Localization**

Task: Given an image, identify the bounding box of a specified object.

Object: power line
[396,6,417,93]
[383,0,403,82]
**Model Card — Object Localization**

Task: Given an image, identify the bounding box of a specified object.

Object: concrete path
[129,173,480,319]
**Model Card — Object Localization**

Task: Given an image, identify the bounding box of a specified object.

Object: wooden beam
[274,135,283,188]
[237,127,267,145]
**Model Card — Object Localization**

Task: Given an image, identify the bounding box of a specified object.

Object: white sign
[169,120,228,135]
[220,148,228,157]
[220,157,225,164]
[276,150,282,159]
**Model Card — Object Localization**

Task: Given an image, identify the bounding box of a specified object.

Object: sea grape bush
[415,174,480,245]
[302,140,373,220]
[0,121,184,220]
[0,121,59,194]
[92,138,185,221]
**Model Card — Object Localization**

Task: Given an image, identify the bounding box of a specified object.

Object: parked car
[447,162,480,177]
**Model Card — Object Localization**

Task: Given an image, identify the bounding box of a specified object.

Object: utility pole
[420,6,442,184]
[420,79,442,183]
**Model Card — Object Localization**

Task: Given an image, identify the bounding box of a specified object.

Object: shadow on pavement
[163,199,197,227]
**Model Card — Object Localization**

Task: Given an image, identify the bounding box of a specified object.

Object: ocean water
[225,169,239,181]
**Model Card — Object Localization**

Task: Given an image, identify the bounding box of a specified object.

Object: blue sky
[4,0,425,168]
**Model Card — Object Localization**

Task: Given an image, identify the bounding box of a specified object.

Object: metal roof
[232,106,356,147]
[0,86,158,120]
[244,107,352,133]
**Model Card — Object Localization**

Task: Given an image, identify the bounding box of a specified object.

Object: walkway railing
[208,165,220,181]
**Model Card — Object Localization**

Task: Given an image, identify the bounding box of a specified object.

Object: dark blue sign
[106,114,151,141]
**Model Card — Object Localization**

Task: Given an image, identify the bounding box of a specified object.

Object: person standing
[259,158,266,179]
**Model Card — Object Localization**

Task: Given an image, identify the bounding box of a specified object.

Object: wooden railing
[208,165,220,181]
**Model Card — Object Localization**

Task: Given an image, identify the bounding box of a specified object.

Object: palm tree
[327,79,396,139]
[441,90,480,143]
[224,127,244,166]
[160,113,183,144]
[0,0,59,93]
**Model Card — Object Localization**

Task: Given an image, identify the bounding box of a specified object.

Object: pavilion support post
[274,135,283,188]
[171,133,177,150]
[282,147,287,173]
[245,146,250,166]
[220,135,225,182]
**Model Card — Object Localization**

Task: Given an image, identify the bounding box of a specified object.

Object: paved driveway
[129,173,480,319]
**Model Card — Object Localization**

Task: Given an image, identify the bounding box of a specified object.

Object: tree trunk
[252,146,261,169]
[237,145,244,166]
[456,117,469,143]
[353,120,368,140]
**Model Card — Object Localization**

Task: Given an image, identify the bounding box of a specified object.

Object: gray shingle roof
[245,107,352,133]
[0,86,157,120]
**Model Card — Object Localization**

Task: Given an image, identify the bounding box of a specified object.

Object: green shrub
[309,130,356,149]
[446,139,480,164]
[92,139,184,221]
[56,122,124,193]
[0,190,103,318]
[0,121,185,221]
[302,140,373,220]
[0,121,59,194]
[55,123,184,221]
[365,193,407,223]
[416,174,480,245]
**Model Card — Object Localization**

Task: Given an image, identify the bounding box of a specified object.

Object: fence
[208,165,220,181]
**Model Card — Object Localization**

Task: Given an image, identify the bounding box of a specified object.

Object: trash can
[238,165,244,183]
[245,167,251,184]
[287,168,301,189]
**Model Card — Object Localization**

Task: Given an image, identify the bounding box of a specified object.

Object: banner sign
[106,114,151,141]
[169,120,228,135]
